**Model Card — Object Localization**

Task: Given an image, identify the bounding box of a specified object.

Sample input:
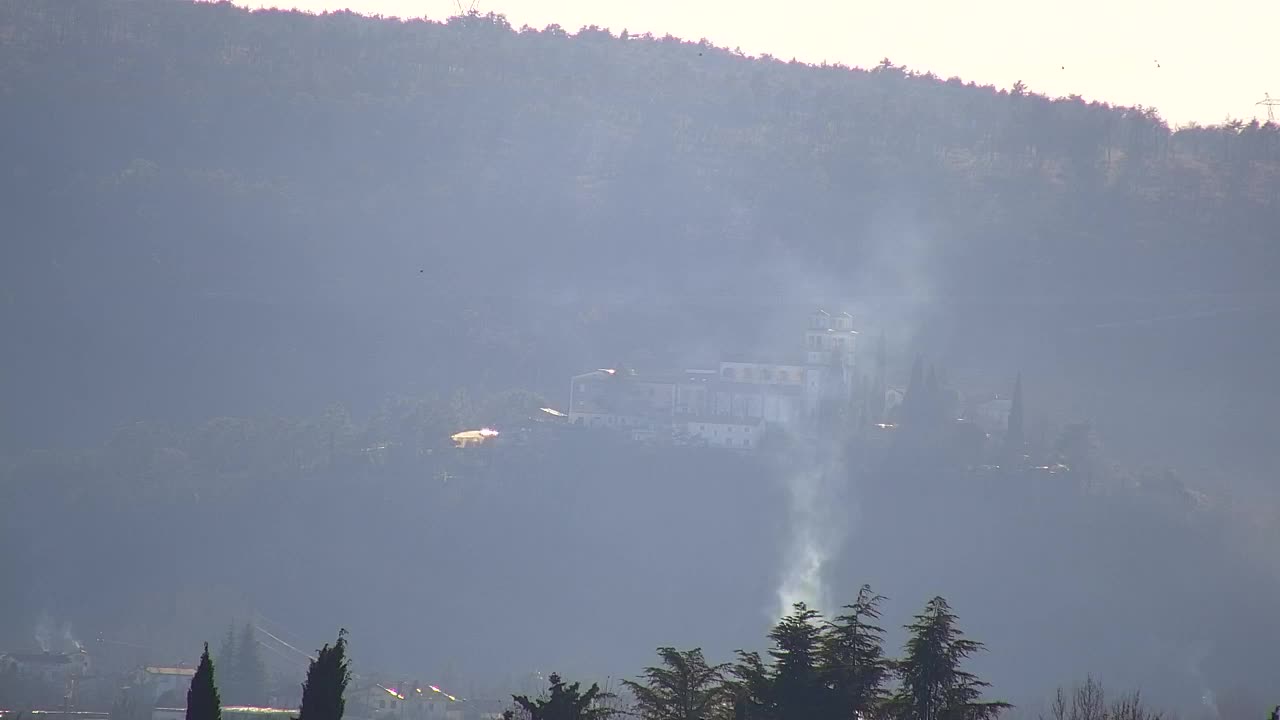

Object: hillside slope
[3,1,1280,452]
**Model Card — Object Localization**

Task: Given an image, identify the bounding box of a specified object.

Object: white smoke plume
[33,612,83,653]
[775,439,850,618]
[63,621,84,652]
[34,612,53,652]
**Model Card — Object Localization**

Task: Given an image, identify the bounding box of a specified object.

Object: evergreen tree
[923,365,943,432]
[726,651,772,720]
[901,356,924,425]
[870,331,887,424]
[766,603,827,720]
[623,647,730,720]
[298,630,350,720]
[235,624,268,706]
[1002,374,1024,465]
[187,643,222,720]
[216,626,238,702]
[504,673,617,720]
[891,597,1009,720]
[821,585,891,720]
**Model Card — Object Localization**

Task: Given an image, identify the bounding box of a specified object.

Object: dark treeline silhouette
[160,619,1169,720]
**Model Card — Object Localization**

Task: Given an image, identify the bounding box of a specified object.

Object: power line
[1258,92,1280,123]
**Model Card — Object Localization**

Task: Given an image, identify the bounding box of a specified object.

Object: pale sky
[237,0,1278,127]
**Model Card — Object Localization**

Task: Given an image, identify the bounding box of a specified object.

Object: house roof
[570,369,616,382]
[4,652,77,665]
[145,667,196,676]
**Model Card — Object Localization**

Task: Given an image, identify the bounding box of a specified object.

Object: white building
[801,310,858,419]
[347,684,462,720]
[566,310,859,447]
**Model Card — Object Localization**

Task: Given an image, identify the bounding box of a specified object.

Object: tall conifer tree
[187,644,222,720]
[821,585,891,719]
[236,624,267,706]
[298,630,350,720]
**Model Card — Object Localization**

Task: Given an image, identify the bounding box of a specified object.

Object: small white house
[347,683,462,720]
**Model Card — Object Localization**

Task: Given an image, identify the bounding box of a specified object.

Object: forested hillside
[2,0,1279,457]
[4,405,1278,711]
[4,1,1280,712]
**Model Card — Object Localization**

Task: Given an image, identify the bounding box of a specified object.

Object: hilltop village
[567,310,859,450]
[555,310,1022,462]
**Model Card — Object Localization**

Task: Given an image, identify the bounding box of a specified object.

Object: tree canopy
[892,597,1009,720]
[622,648,730,720]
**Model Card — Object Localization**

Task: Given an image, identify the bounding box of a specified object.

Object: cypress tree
[902,355,924,424]
[298,630,350,720]
[923,365,942,431]
[1003,374,1024,466]
[187,643,222,720]
[236,624,267,706]
[870,331,887,424]
[216,626,238,702]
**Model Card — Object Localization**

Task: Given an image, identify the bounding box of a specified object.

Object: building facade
[347,683,462,720]
[566,310,858,447]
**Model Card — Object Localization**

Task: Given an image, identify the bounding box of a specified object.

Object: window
[722,367,734,379]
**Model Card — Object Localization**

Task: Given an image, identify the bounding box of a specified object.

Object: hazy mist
[2,2,1279,720]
